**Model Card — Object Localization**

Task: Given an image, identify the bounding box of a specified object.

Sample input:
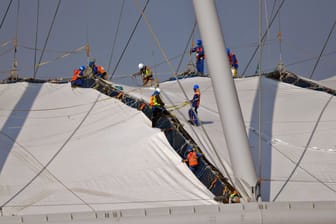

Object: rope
[309,18,336,79]
[109,0,150,80]
[285,49,336,68]
[107,0,125,74]
[85,0,90,59]
[112,53,189,81]
[271,144,336,193]
[272,95,334,201]
[0,131,95,212]
[133,0,190,101]
[241,0,285,77]
[133,0,236,190]
[277,1,283,64]
[33,0,62,79]
[0,93,101,212]
[37,45,86,67]
[13,0,19,55]
[166,101,189,111]
[33,0,40,76]
[175,20,197,74]
[0,40,12,48]
[0,0,14,33]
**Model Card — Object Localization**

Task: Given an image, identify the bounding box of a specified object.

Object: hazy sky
[0,0,335,85]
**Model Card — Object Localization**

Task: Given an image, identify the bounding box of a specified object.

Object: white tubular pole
[192,0,257,200]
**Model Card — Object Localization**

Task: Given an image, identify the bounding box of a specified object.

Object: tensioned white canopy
[128,75,336,202]
[0,82,215,215]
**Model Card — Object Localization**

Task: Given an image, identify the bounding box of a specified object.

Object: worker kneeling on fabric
[183,146,202,173]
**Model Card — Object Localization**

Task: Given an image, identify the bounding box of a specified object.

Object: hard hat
[196,39,202,46]
[186,145,193,152]
[193,84,199,90]
[138,63,144,70]
[89,58,96,67]
[79,65,85,71]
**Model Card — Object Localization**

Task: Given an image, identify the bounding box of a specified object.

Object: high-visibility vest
[188,151,198,166]
[97,65,105,74]
[141,66,152,78]
[192,90,200,108]
[72,69,80,81]
[149,95,160,106]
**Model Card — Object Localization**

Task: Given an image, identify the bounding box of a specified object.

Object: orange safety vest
[72,69,80,81]
[195,90,201,107]
[187,151,198,166]
[97,65,105,74]
[149,95,155,106]
[149,95,158,106]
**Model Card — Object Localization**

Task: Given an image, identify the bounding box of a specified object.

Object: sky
[0,0,335,86]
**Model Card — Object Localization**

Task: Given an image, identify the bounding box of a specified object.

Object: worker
[71,65,85,87]
[85,58,108,79]
[190,39,205,75]
[183,147,202,173]
[226,48,239,78]
[188,84,200,126]
[149,88,166,127]
[229,190,241,203]
[133,63,154,87]
[96,65,108,80]
[86,58,98,77]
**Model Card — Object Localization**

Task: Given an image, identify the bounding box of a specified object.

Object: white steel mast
[192,0,257,200]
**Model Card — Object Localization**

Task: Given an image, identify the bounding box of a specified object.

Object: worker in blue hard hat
[149,88,166,127]
[190,39,205,75]
[191,84,200,114]
[182,146,202,173]
[188,84,201,126]
[71,65,85,87]
[85,58,107,79]
[226,48,239,78]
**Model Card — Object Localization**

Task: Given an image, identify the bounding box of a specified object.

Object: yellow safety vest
[149,95,160,106]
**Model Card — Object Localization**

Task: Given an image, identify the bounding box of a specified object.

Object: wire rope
[0,131,95,212]
[109,0,150,81]
[107,0,125,74]
[0,0,14,33]
[33,0,40,76]
[175,21,197,74]
[13,0,19,63]
[85,0,90,59]
[309,18,336,79]
[0,93,101,211]
[241,0,285,77]
[133,0,237,190]
[33,0,62,79]
[272,95,334,201]
[285,50,336,68]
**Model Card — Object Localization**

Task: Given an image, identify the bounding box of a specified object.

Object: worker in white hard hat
[132,63,154,87]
